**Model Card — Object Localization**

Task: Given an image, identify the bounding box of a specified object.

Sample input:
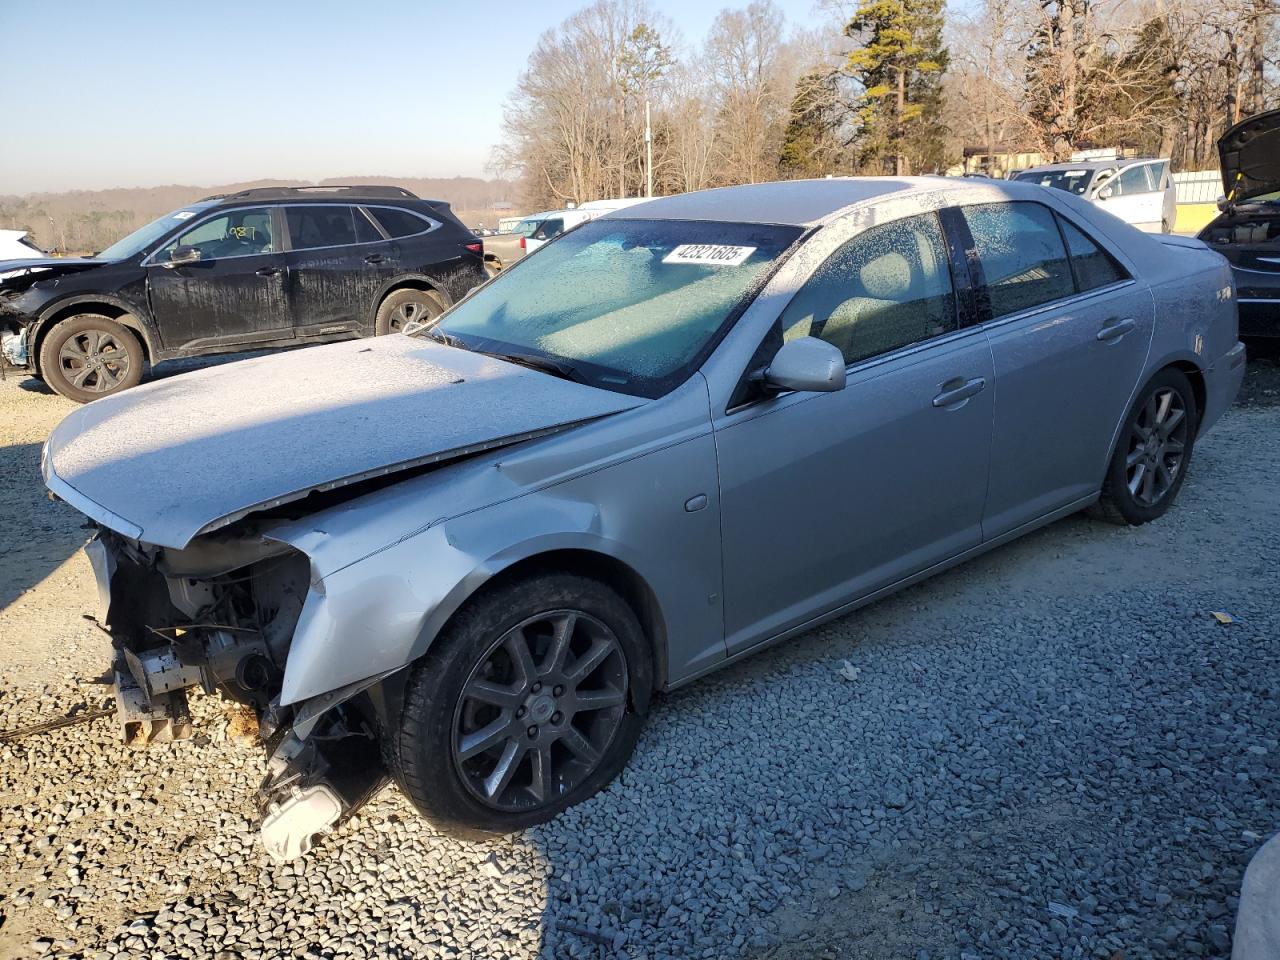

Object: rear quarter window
[371,207,434,239]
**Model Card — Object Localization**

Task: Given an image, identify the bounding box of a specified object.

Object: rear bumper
[1200,341,1247,437]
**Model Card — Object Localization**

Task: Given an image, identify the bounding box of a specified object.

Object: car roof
[604,177,996,227]
[202,185,441,205]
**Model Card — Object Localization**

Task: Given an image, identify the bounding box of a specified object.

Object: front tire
[393,573,652,838]
[38,314,144,402]
[1095,368,1197,525]
[374,288,445,336]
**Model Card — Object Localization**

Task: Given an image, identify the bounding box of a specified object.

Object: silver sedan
[43,177,1246,859]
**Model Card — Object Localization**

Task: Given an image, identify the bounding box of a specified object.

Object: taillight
[520,235,526,250]
[464,242,482,255]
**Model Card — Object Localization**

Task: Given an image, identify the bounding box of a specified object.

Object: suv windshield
[422,218,802,398]
[97,204,216,261]
[1014,169,1098,196]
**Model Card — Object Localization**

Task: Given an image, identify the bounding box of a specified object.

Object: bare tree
[704,1,792,184]
[497,0,676,208]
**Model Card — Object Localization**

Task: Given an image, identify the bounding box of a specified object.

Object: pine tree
[844,0,949,175]
[778,70,845,178]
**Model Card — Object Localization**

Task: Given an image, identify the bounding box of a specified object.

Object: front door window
[156,207,275,262]
[778,212,958,365]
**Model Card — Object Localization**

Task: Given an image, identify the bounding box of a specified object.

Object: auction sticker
[172,211,197,220]
[662,244,756,266]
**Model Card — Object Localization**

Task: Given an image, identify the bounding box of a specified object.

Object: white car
[1014,159,1177,233]
[524,198,655,254]
[0,229,45,267]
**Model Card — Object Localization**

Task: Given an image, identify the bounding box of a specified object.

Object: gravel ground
[0,360,1277,960]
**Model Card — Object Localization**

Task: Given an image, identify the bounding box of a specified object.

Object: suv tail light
[464,241,483,255]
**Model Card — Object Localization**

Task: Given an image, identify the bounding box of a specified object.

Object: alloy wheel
[389,299,432,332]
[1125,386,1188,507]
[452,610,628,812]
[57,329,133,394]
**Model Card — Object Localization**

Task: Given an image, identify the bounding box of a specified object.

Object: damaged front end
[0,297,32,373]
[90,526,392,862]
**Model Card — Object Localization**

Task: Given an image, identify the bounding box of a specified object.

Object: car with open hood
[42,177,1245,861]
[0,185,486,401]
[1013,158,1177,233]
[1197,109,1280,338]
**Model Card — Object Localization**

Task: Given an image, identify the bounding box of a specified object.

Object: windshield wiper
[483,349,589,384]
[421,325,462,347]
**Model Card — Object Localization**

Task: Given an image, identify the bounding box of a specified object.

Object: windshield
[420,218,802,398]
[513,218,546,237]
[1015,169,1098,196]
[96,205,213,260]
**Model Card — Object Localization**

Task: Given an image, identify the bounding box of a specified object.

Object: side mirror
[165,245,203,267]
[759,337,846,394]
[1098,186,1114,200]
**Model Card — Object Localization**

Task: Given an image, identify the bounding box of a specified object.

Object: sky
[0,0,837,196]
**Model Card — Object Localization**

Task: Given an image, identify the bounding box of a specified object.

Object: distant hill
[0,176,520,253]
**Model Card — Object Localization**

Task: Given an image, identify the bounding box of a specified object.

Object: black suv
[0,185,487,401]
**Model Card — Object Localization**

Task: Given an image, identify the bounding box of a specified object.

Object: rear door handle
[1097,317,1137,341]
[364,253,386,264]
[255,266,282,277]
[933,376,987,408]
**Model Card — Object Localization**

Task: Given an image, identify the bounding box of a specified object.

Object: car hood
[43,336,645,549]
[1219,109,1280,204]
[0,257,104,291]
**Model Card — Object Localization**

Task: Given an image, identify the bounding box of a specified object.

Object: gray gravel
[0,383,1277,960]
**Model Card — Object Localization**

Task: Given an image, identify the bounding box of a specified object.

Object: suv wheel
[393,573,653,838]
[375,288,446,336]
[39,315,144,402]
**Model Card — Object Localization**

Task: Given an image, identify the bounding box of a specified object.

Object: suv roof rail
[206,185,421,202]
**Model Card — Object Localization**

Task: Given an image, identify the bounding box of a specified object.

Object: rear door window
[286,205,377,250]
[961,202,1075,320]
[1057,217,1128,291]
[371,207,433,239]
[353,208,383,243]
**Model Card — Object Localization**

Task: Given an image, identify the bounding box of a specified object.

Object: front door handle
[364,253,386,265]
[1097,317,1137,342]
[933,376,987,408]
[255,266,282,277]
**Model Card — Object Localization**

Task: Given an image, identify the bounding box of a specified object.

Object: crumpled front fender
[273,501,649,707]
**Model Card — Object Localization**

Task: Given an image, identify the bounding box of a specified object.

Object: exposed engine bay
[89,526,391,862]
[1201,212,1280,247]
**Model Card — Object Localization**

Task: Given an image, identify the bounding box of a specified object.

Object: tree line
[497,0,1278,208]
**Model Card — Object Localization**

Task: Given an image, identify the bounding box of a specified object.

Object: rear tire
[393,573,652,838]
[1094,368,1197,525]
[374,288,445,336]
[39,314,144,402]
